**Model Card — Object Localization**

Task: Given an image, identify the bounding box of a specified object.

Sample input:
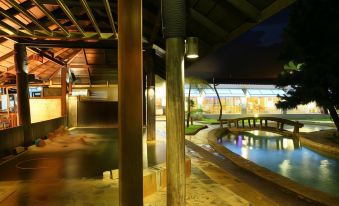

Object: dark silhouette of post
[146,50,156,141]
[61,67,67,116]
[14,44,32,146]
[118,1,143,205]
[143,73,147,127]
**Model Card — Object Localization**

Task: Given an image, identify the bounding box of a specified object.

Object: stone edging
[207,128,339,206]
[297,134,339,155]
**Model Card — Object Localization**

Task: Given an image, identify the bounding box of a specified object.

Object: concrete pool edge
[297,133,339,156]
[207,128,339,206]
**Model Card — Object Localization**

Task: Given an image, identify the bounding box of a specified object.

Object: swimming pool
[220,130,339,197]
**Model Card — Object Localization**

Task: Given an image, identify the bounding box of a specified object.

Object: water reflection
[229,131,300,150]
[221,130,339,196]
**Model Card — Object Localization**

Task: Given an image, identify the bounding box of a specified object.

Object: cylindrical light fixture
[186,37,199,59]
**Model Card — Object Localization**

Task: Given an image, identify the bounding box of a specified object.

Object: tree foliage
[276,0,339,130]
[185,77,211,127]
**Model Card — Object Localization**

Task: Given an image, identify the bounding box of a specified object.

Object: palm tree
[185,77,211,127]
[212,78,223,121]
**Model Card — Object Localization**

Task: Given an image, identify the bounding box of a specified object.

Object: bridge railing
[219,117,303,133]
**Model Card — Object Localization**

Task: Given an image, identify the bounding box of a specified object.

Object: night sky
[186,8,290,83]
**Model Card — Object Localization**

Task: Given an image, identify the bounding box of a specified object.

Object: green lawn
[292,117,333,122]
[185,125,207,135]
[198,118,219,125]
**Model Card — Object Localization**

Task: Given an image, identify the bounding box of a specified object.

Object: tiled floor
[144,158,250,206]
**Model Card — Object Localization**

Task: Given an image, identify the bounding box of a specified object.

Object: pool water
[220,130,339,196]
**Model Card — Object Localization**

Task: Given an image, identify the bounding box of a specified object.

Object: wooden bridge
[219,117,304,133]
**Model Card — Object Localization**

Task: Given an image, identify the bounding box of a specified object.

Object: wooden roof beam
[55,0,86,36]
[0,21,28,36]
[224,0,260,22]
[102,0,117,37]
[6,0,53,36]
[190,8,228,38]
[0,1,34,21]
[0,8,34,35]
[31,0,70,36]
[83,49,92,85]
[39,49,82,80]
[39,0,115,9]
[79,0,102,38]
[0,51,14,62]
[0,31,114,40]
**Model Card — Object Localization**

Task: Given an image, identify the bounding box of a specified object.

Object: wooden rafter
[6,0,53,36]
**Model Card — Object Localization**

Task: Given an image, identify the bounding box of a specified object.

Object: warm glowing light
[155,83,166,98]
[240,97,247,104]
[241,147,248,158]
[72,89,88,96]
[197,96,203,106]
[187,54,199,59]
[161,98,166,106]
[279,159,291,176]
[147,87,155,98]
[253,130,259,136]
[186,37,199,59]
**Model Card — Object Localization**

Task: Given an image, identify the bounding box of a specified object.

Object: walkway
[1,121,329,205]
[185,124,322,206]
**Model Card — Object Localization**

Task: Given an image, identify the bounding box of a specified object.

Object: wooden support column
[146,51,156,141]
[61,67,67,116]
[166,38,186,205]
[118,0,143,205]
[14,44,31,146]
[69,81,73,95]
[143,74,147,127]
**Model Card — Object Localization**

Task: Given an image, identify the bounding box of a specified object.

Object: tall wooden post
[118,1,143,205]
[61,67,67,116]
[162,0,186,204]
[166,38,186,205]
[14,44,32,146]
[146,51,156,141]
[143,73,147,127]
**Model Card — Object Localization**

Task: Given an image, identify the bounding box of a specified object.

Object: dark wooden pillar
[146,51,156,141]
[143,73,147,127]
[61,67,67,116]
[166,38,186,205]
[118,1,143,205]
[14,44,32,146]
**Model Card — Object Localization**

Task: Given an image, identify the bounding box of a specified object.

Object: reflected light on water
[320,159,330,180]
[237,135,243,147]
[241,147,248,158]
[279,159,291,176]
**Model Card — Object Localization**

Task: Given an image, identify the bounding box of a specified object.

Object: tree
[276,0,339,131]
[185,77,211,127]
[213,78,223,121]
